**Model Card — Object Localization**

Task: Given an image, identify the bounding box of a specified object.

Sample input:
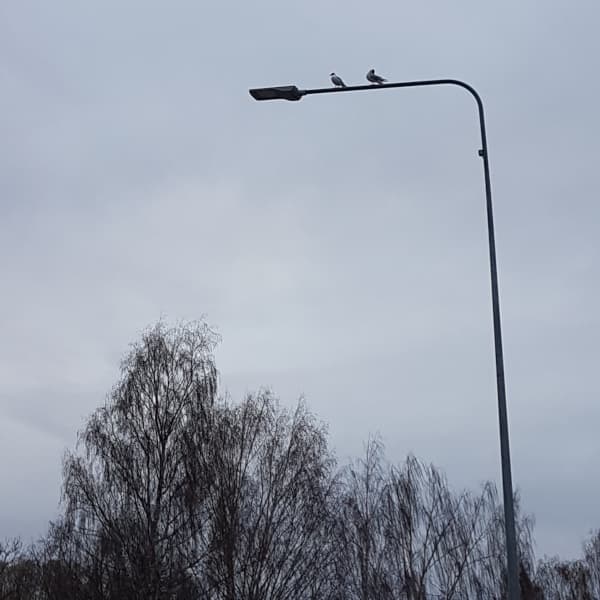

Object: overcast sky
[1,1,599,559]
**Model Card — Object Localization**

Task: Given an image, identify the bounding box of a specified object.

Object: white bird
[366,69,387,85]
[330,72,347,88]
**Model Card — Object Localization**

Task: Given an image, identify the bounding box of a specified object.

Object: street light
[249,85,304,101]
[249,78,520,600]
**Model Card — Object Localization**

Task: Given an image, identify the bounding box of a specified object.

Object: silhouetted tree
[380,454,480,599]
[189,392,337,600]
[61,322,219,600]
[534,529,600,600]
[519,561,544,600]
[0,539,41,600]
[330,441,536,600]
[583,529,600,597]
[536,557,593,599]
[332,437,388,600]
[0,538,21,599]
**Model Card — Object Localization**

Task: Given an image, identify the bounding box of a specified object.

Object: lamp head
[249,85,304,101]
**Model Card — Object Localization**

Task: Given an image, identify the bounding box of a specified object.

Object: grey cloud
[1,0,599,560]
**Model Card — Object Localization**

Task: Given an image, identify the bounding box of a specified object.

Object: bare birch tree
[61,322,219,600]
[189,392,337,600]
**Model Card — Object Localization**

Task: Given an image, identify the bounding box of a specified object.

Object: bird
[330,72,347,88]
[366,69,387,85]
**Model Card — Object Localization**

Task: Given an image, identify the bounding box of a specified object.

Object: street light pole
[249,79,520,600]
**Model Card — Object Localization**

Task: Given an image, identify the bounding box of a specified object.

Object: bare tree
[518,562,545,600]
[535,557,593,600]
[61,321,219,600]
[460,484,535,600]
[381,454,470,599]
[0,539,21,599]
[331,442,538,600]
[189,392,337,600]
[379,455,498,599]
[0,539,40,600]
[331,437,390,600]
[583,530,600,597]
[535,529,600,600]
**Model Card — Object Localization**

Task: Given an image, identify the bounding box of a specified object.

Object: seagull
[330,72,347,88]
[366,69,387,85]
